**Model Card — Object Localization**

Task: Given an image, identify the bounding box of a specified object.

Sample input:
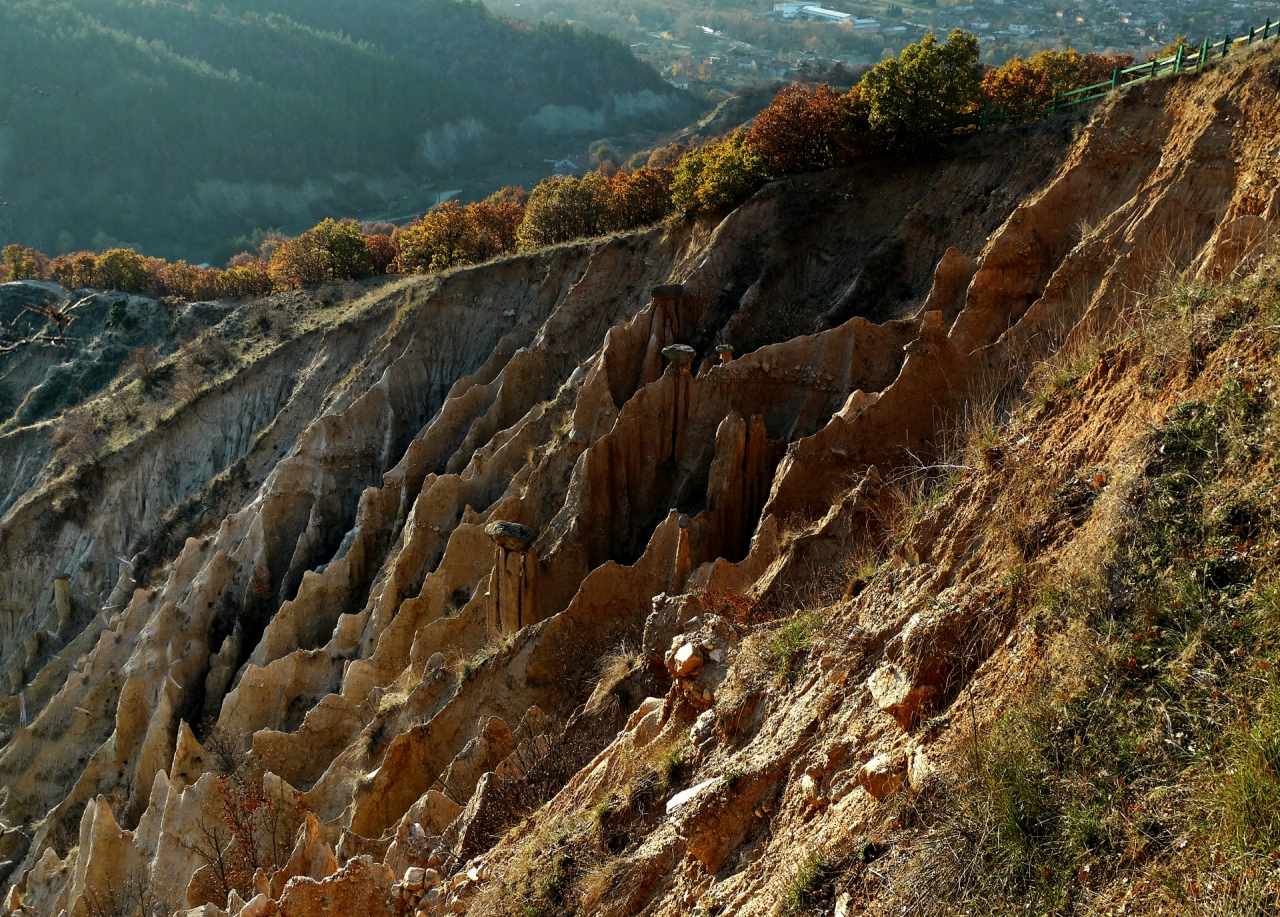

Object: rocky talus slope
[3,47,1280,917]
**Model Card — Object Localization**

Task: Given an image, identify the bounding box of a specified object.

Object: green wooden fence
[958,17,1280,132]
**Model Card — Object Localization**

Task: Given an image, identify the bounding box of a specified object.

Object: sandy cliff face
[3,46,1280,917]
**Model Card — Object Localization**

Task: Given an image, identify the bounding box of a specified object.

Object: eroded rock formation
[3,46,1279,917]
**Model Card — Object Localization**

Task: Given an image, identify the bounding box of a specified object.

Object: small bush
[125,345,163,391]
[51,414,105,468]
[654,738,687,793]
[179,333,234,372]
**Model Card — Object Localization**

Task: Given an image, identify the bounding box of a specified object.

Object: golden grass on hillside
[870,248,1280,917]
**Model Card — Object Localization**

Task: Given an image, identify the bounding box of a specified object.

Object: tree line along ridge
[3,25,1260,306]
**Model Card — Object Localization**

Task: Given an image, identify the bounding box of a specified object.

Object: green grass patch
[764,609,825,684]
[779,852,834,916]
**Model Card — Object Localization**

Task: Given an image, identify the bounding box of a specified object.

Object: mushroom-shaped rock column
[485,521,538,638]
[715,344,734,364]
[661,343,696,370]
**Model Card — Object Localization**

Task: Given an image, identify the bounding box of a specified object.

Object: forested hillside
[0,0,693,262]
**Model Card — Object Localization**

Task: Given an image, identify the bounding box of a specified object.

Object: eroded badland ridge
[3,43,1280,917]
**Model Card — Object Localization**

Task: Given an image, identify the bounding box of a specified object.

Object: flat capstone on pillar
[662,344,697,373]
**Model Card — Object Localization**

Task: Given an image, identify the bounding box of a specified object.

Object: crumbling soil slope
[3,43,1280,917]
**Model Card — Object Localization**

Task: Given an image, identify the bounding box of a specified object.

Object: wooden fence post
[1200,38,1209,67]
[1111,68,1119,90]
[1174,44,1184,72]
[1223,34,1230,58]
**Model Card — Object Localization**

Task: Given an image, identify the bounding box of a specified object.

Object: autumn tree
[188,728,308,908]
[647,142,688,169]
[194,268,226,300]
[50,252,99,289]
[364,233,398,274]
[1153,36,1191,61]
[1078,51,1134,84]
[220,259,273,297]
[516,174,612,251]
[470,187,528,260]
[746,83,866,175]
[670,131,773,213]
[152,260,222,300]
[485,186,530,209]
[860,29,983,153]
[268,217,372,289]
[603,167,674,231]
[268,233,327,290]
[982,48,1134,107]
[2,244,41,281]
[394,201,482,272]
[152,261,200,299]
[95,248,155,293]
[312,217,373,280]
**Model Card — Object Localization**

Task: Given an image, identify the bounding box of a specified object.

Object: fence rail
[959,17,1280,132]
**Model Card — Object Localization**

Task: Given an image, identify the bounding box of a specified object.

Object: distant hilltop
[0,0,697,264]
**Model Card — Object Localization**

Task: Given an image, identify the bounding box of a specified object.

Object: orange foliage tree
[982,49,1135,107]
[268,217,373,289]
[394,201,481,272]
[603,167,674,231]
[515,167,675,250]
[647,142,688,169]
[471,187,529,260]
[365,233,398,274]
[746,83,869,175]
[393,191,528,273]
[49,252,99,289]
